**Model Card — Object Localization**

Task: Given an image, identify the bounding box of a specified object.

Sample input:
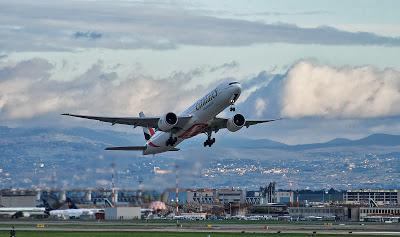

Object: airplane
[62,81,279,155]
[48,198,103,219]
[0,195,65,219]
[0,207,48,218]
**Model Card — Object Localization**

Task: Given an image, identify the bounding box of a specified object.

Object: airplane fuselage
[50,208,103,219]
[0,207,46,218]
[144,82,241,155]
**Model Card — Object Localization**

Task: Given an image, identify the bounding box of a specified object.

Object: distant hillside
[1,126,399,151]
[290,133,400,150]
[202,133,400,150]
[0,126,141,146]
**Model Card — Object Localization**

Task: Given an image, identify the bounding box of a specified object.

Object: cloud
[1,1,400,52]
[209,61,239,73]
[0,58,220,122]
[254,98,267,117]
[73,31,102,40]
[235,10,332,17]
[281,61,400,118]
[0,58,52,81]
[238,72,283,118]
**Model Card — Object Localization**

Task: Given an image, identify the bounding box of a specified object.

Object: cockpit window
[229,82,240,85]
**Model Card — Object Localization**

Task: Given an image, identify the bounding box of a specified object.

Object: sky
[1,0,400,144]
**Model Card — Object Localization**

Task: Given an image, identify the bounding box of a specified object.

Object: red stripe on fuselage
[148,141,160,147]
[149,128,155,136]
[178,123,208,139]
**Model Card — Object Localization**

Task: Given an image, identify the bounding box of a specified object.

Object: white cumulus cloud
[0,58,216,122]
[254,98,267,118]
[281,61,400,118]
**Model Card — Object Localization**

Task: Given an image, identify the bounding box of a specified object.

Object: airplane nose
[233,83,241,94]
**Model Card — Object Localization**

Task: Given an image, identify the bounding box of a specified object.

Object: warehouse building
[0,190,38,207]
[105,207,141,220]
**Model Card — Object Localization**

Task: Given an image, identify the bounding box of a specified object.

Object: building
[187,189,215,204]
[245,191,262,205]
[217,189,244,204]
[245,182,280,205]
[344,189,399,205]
[288,206,349,221]
[359,207,400,222]
[105,207,141,220]
[0,190,38,207]
[276,191,294,204]
[164,189,188,204]
[246,190,294,205]
[178,212,207,220]
[250,203,288,216]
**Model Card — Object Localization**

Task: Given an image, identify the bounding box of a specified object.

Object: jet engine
[157,112,178,131]
[226,113,246,132]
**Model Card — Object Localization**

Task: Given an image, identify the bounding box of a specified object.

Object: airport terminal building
[344,189,400,205]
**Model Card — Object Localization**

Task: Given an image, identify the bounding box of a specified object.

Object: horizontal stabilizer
[105,146,146,151]
[169,148,180,151]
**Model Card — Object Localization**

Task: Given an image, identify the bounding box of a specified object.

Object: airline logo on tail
[139,112,155,141]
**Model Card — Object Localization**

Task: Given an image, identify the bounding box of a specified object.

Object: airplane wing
[105,146,146,151]
[61,113,192,130]
[105,146,180,151]
[208,117,281,131]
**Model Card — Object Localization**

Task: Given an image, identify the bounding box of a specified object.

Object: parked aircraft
[48,198,103,219]
[0,207,47,218]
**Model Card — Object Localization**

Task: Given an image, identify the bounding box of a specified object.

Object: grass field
[0,231,387,237]
[0,219,383,227]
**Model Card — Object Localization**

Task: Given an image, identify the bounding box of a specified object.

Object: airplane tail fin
[104,198,114,208]
[66,197,78,209]
[40,192,63,214]
[42,199,53,215]
[139,112,156,140]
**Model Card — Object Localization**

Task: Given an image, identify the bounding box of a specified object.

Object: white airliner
[0,207,47,218]
[49,198,103,219]
[49,208,103,219]
[63,81,278,155]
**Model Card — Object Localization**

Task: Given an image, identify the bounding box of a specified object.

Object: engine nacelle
[226,114,246,132]
[157,112,178,131]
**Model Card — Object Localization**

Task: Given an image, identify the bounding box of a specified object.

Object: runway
[0,220,399,235]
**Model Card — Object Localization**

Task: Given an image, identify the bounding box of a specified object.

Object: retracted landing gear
[166,136,178,146]
[203,131,216,147]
